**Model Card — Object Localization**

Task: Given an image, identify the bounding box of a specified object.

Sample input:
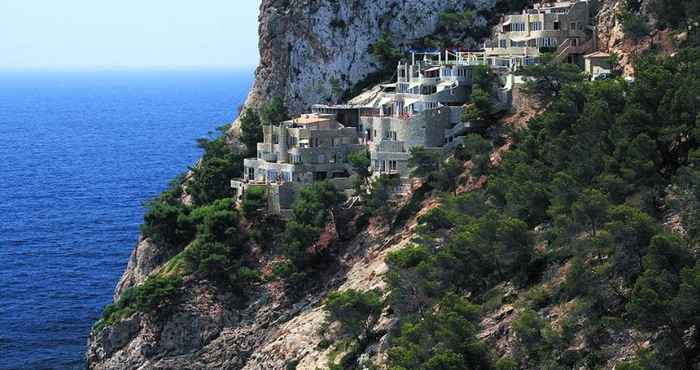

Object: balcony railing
[261,152,277,162]
[376,140,405,153]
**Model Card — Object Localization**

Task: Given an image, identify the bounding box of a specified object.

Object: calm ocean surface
[0,70,252,369]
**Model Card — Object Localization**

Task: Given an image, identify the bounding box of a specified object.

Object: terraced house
[358,50,484,181]
[484,0,594,68]
[232,0,601,215]
[231,113,363,214]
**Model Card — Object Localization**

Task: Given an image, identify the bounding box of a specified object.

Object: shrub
[260,97,289,126]
[141,199,194,247]
[370,33,402,73]
[189,128,244,206]
[324,289,384,341]
[242,186,267,219]
[512,309,545,354]
[239,108,263,157]
[620,12,650,41]
[387,294,490,370]
[94,276,182,332]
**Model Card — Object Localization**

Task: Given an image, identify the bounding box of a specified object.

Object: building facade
[359,51,486,180]
[231,113,363,213]
[484,0,593,68]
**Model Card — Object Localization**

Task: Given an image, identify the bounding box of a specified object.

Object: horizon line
[0,65,259,73]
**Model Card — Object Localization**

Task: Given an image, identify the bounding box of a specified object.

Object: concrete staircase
[553,38,594,63]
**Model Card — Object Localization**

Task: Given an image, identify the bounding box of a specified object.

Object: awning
[502,18,512,26]
[509,35,536,42]
[424,66,441,72]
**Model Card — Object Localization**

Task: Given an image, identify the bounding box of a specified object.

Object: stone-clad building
[484,0,593,68]
[232,0,599,215]
[231,113,363,214]
[359,50,483,180]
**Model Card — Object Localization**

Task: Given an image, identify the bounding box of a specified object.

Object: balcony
[260,152,277,162]
[376,140,405,153]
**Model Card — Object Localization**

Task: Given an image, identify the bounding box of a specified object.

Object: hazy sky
[0,0,261,70]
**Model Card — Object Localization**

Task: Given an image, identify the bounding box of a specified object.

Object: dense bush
[241,186,267,219]
[384,48,700,368]
[324,289,384,341]
[181,198,256,291]
[141,176,195,247]
[387,294,490,370]
[259,97,289,126]
[370,33,403,74]
[239,108,263,158]
[281,181,345,271]
[188,126,244,206]
[95,276,182,332]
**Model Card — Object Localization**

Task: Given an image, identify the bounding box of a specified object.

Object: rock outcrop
[87,210,423,370]
[113,237,176,300]
[241,0,496,116]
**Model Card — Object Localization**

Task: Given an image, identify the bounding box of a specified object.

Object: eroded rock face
[242,0,497,116]
[87,220,417,370]
[113,237,176,300]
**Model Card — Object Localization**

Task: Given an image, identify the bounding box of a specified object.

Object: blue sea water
[0,70,252,370]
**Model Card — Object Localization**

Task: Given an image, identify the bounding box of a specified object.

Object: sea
[0,69,253,369]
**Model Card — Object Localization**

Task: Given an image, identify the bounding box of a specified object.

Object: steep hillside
[86,0,700,369]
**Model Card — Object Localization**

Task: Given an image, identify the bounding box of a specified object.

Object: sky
[0,0,261,70]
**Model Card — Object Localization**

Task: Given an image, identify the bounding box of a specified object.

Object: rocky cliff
[87,0,651,369]
[241,0,496,116]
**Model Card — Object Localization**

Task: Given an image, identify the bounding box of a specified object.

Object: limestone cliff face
[242,0,496,116]
[113,237,174,300]
[87,214,421,370]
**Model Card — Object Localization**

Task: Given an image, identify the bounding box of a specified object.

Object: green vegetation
[387,294,490,370]
[362,175,399,221]
[370,33,403,74]
[241,186,267,219]
[325,289,384,342]
[619,11,650,41]
[323,289,384,369]
[648,0,700,30]
[281,181,345,272]
[260,96,290,126]
[239,108,263,157]
[94,276,182,333]
[382,48,700,368]
[516,55,584,104]
[141,176,196,248]
[180,198,258,292]
[189,125,245,206]
[348,150,371,193]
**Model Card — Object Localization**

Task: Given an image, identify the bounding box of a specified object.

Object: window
[570,22,576,30]
[540,37,558,47]
[389,160,397,171]
[529,21,542,31]
[499,39,507,48]
[380,160,386,172]
[511,22,526,32]
[553,21,560,30]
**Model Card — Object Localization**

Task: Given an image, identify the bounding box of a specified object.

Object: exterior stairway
[553,38,594,63]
